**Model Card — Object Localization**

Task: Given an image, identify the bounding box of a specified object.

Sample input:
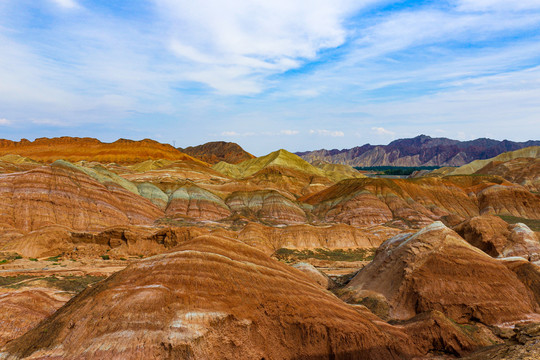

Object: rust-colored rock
[236,222,396,254]
[0,166,163,232]
[345,222,538,325]
[225,190,306,224]
[399,311,498,357]
[302,176,540,228]
[1,235,420,359]
[165,184,231,221]
[454,215,540,260]
[0,289,69,346]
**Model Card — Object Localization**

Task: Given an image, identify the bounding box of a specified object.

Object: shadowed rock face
[345,222,539,325]
[0,166,163,232]
[180,141,255,164]
[1,235,420,359]
[0,137,206,165]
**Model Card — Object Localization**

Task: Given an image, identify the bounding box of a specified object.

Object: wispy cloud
[50,0,80,9]
[0,1,539,153]
[371,127,395,136]
[220,131,256,137]
[280,130,299,135]
[309,129,345,137]
[0,118,11,126]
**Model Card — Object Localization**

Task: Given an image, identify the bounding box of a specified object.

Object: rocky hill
[179,141,255,164]
[296,135,540,167]
[0,137,206,165]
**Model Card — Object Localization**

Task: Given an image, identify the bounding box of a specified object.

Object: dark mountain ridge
[296,135,540,167]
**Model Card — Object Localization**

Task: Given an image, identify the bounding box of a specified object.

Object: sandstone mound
[0,166,163,232]
[165,184,231,221]
[311,160,365,181]
[302,177,478,227]
[0,289,69,346]
[1,235,419,359]
[2,225,212,259]
[292,262,336,289]
[0,137,206,165]
[0,155,41,174]
[344,222,538,325]
[213,149,328,179]
[236,222,394,255]
[442,146,540,176]
[302,176,540,227]
[454,215,540,260]
[180,141,255,164]
[225,190,306,224]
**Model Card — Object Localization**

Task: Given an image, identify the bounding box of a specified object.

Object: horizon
[2,133,539,157]
[1,1,540,155]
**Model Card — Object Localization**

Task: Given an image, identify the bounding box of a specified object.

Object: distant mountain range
[295,135,540,167]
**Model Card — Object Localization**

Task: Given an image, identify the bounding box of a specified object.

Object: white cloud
[371,127,395,136]
[0,118,11,125]
[220,131,256,137]
[309,129,344,137]
[155,0,381,94]
[280,130,299,135]
[50,0,79,9]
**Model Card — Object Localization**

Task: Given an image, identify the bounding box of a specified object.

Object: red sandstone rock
[345,222,539,325]
[1,235,420,359]
[0,166,163,232]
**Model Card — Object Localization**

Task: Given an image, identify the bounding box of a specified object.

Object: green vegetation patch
[0,275,37,287]
[497,215,540,232]
[0,275,105,293]
[273,247,376,263]
[354,166,441,176]
[44,275,105,293]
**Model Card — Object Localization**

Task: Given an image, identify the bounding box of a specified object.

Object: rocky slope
[0,137,206,165]
[180,141,255,164]
[343,222,540,325]
[1,235,420,359]
[0,289,70,347]
[296,135,540,167]
[453,215,540,261]
[431,146,540,192]
[0,165,163,232]
[302,176,540,228]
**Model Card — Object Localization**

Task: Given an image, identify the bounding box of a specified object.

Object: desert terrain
[0,137,539,359]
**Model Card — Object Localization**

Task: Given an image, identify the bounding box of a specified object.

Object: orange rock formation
[0,137,206,165]
[1,235,420,359]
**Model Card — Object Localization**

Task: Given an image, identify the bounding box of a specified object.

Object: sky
[0,0,539,155]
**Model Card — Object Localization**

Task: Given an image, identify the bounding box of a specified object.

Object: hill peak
[180,141,254,164]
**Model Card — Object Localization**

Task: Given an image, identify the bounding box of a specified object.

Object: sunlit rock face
[225,190,306,224]
[0,166,163,232]
[345,222,539,325]
[0,137,206,165]
[1,235,420,359]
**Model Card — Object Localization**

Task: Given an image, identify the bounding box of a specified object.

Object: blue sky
[1,0,539,155]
